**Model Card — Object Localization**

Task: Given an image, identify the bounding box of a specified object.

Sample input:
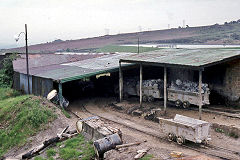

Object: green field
[95,45,161,53]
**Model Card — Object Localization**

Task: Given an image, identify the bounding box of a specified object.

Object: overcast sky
[1,0,240,49]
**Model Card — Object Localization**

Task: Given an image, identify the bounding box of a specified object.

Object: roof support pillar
[140,63,143,108]
[198,70,203,120]
[119,62,123,102]
[59,82,63,107]
[164,67,167,114]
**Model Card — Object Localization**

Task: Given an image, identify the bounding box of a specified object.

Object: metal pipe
[25,24,30,94]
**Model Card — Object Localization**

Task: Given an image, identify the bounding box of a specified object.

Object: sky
[0,0,240,49]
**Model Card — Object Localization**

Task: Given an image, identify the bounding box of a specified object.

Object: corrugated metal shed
[13,53,134,83]
[120,49,240,69]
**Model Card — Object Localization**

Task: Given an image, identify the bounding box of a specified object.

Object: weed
[228,132,239,139]
[46,148,56,157]
[140,154,154,160]
[61,108,71,118]
[34,156,46,160]
[0,88,20,100]
[59,134,94,160]
[215,128,225,133]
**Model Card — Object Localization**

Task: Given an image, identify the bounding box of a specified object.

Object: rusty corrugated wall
[13,71,20,91]
[20,73,32,94]
[13,72,53,97]
[32,76,53,97]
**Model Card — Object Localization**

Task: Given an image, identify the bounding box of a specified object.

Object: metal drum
[93,133,122,157]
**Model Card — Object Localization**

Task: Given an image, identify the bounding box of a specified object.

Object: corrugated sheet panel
[120,49,240,68]
[13,72,20,90]
[20,73,32,94]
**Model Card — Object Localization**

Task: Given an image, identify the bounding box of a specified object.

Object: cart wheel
[176,136,185,145]
[167,133,175,142]
[183,101,190,108]
[143,95,148,102]
[148,96,155,102]
[175,100,182,107]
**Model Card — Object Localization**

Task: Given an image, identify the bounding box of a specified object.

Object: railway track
[70,106,240,160]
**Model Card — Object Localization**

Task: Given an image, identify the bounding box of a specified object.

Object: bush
[0,53,19,88]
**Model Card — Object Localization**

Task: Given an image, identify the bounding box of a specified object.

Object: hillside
[4,22,240,54]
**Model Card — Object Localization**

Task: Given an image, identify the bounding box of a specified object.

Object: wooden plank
[199,70,202,120]
[119,62,123,102]
[164,67,167,114]
[140,64,143,107]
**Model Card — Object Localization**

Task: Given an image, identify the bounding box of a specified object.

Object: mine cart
[167,79,210,108]
[158,114,211,145]
[124,78,164,102]
[167,89,210,108]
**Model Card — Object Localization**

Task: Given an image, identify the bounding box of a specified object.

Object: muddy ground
[70,97,240,160]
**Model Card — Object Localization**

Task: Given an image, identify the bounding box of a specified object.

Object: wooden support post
[164,67,167,114]
[140,64,143,108]
[119,62,123,102]
[199,70,202,120]
[59,82,63,107]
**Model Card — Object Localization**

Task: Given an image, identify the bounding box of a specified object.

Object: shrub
[0,53,19,88]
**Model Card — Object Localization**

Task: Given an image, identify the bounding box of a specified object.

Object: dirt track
[69,97,240,160]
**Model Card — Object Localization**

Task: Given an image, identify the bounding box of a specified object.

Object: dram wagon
[158,114,211,145]
[167,79,210,108]
[123,78,164,102]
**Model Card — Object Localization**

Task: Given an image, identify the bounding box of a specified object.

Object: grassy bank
[95,45,161,53]
[34,134,95,160]
[0,88,56,157]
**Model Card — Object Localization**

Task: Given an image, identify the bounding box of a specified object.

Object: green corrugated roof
[120,49,240,69]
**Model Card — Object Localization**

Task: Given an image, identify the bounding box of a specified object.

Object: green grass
[0,89,56,157]
[46,148,57,157]
[58,134,95,160]
[0,88,21,100]
[215,128,225,133]
[95,45,161,53]
[34,134,95,160]
[61,108,71,118]
[140,154,154,160]
[34,156,46,160]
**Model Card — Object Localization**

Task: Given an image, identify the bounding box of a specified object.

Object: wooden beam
[140,64,143,108]
[164,67,167,114]
[199,70,202,120]
[58,83,63,107]
[119,62,123,102]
